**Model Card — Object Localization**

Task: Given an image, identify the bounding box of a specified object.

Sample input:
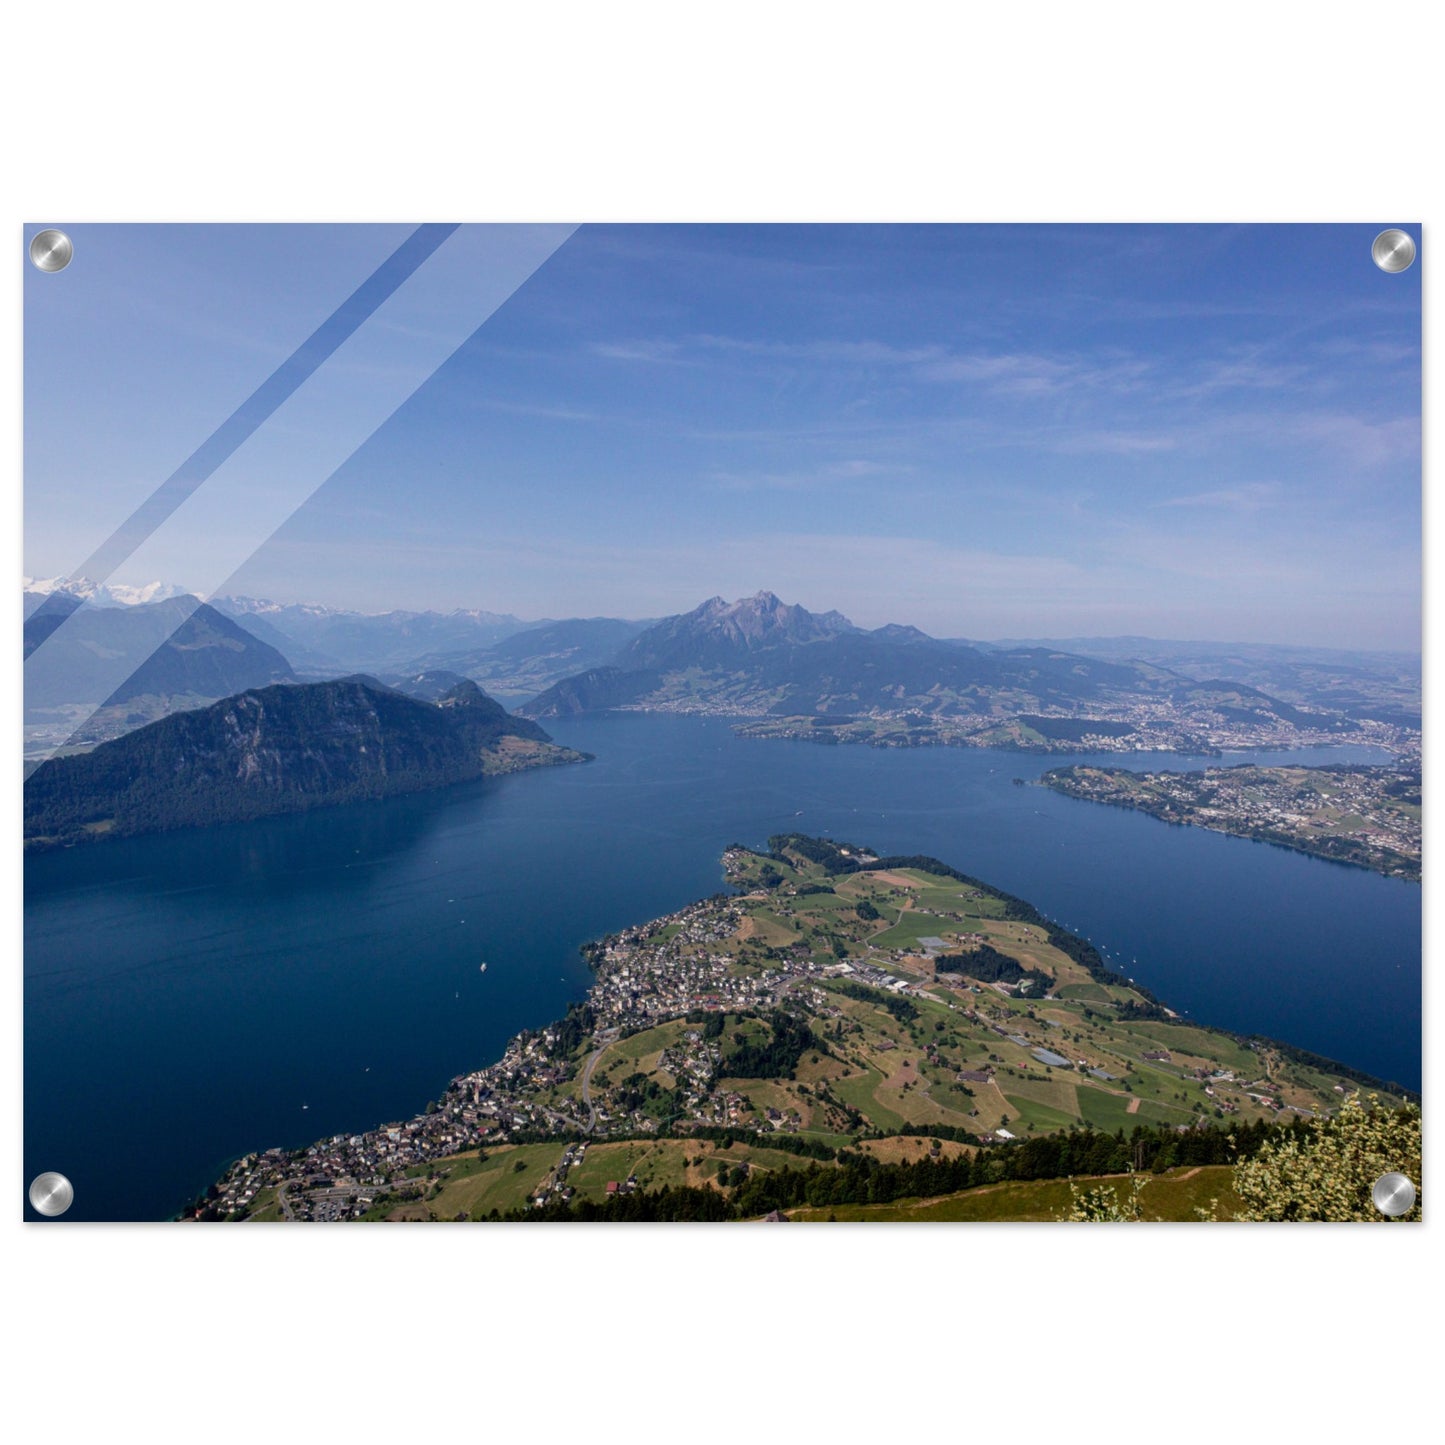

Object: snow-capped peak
[23,576,191,607]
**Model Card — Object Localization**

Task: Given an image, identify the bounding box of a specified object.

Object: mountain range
[983,634,1422,730]
[24,593,295,715]
[210,596,533,672]
[23,675,584,847]
[24,582,1408,765]
[516,590,1347,747]
[211,600,656,702]
[403,616,655,703]
[21,583,650,757]
[23,575,190,611]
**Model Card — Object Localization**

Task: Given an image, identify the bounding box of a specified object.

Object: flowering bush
[1231,1094,1421,1222]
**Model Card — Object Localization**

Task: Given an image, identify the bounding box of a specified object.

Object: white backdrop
[4,3,1437,1440]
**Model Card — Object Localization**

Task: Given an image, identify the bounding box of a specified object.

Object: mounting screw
[29,229,73,273]
[1372,1171,1416,1217]
[1371,229,1416,274]
[28,1172,74,1217]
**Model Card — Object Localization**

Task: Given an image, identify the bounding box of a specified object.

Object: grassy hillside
[784,1164,1241,1221]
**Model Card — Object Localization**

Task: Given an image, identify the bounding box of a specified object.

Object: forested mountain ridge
[24,676,586,847]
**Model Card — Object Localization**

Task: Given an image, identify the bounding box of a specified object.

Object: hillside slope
[24,676,585,846]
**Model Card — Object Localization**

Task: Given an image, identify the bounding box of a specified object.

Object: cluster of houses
[586,899,772,1028]
[208,1107,492,1220]
[1023,699,1406,757]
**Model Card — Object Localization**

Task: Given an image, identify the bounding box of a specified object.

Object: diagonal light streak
[68,223,461,592]
[25,223,578,763]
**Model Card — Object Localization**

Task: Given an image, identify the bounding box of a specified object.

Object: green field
[1075,1088,1170,1133]
[1000,1092,1080,1132]
[564,1140,696,1200]
[1118,1021,1260,1074]
[590,1020,689,1082]
[871,910,961,950]
[788,891,855,913]
[831,1065,907,1131]
[1056,982,1112,1002]
[786,1165,1241,1222]
[375,1144,564,1220]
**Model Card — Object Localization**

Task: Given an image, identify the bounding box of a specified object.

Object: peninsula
[199,834,1409,1223]
[1040,763,1420,880]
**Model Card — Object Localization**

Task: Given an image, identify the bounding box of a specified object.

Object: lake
[23,714,1420,1220]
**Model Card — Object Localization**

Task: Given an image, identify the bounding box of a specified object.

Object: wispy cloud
[1154,482,1282,513]
[691,335,944,367]
[1271,412,1419,470]
[917,351,1152,398]
[473,398,601,423]
[1167,356,1308,400]
[598,331,1156,401]
[590,339,688,364]
[709,458,902,492]
[1054,429,1179,456]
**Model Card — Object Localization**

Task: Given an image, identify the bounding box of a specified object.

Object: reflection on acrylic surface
[23,224,1421,1221]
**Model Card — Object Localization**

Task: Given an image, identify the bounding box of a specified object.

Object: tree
[1064,1172,1147,1221]
[1230,1094,1421,1222]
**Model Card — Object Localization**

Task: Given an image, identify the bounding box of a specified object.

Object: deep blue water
[24,715,1420,1221]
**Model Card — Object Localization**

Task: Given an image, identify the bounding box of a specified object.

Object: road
[579,1044,608,1133]
[576,1026,626,1132]
[274,1179,301,1221]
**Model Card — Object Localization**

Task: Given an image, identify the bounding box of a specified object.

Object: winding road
[579,1041,610,1133]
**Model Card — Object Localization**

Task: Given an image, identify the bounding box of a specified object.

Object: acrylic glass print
[22,223,1421,1223]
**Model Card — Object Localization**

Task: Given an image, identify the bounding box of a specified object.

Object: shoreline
[1040,761,1421,882]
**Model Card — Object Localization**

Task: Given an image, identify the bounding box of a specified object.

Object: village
[203,850,979,1219]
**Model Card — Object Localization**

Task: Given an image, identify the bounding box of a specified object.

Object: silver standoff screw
[1371,229,1416,274]
[29,228,74,272]
[28,1172,75,1217]
[1372,1171,1416,1217]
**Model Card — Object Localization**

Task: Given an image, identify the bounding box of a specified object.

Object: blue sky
[25,223,1421,649]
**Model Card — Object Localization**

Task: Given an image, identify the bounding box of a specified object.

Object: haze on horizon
[25,224,1421,652]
